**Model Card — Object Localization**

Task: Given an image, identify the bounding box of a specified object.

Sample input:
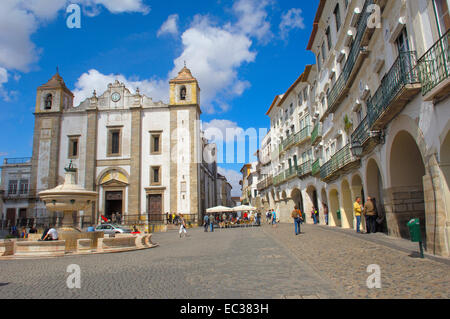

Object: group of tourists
[353,196,384,234]
[203,212,262,232]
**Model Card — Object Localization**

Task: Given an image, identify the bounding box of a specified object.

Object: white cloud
[157,14,179,37]
[231,0,273,43]
[0,0,150,100]
[279,8,305,39]
[170,15,256,113]
[72,69,168,106]
[203,119,241,142]
[80,0,150,16]
[0,67,9,101]
[218,166,242,197]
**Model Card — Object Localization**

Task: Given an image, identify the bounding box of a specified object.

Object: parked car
[95,224,132,236]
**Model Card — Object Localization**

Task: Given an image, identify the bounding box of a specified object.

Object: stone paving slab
[263,223,450,299]
[0,226,343,299]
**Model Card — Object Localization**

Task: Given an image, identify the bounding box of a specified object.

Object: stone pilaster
[169,109,178,213]
[85,109,98,221]
[189,108,200,223]
[128,107,142,216]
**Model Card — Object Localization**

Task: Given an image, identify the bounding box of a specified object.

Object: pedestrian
[43,225,58,241]
[29,225,38,234]
[291,206,303,235]
[271,209,277,228]
[210,214,215,232]
[266,211,270,224]
[169,213,173,224]
[354,197,363,233]
[364,197,377,234]
[256,211,261,226]
[315,207,320,224]
[323,203,329,225]
[20,227,28,239]
[40,227,50,240]
[311,207,317,224]
[203,214,209,232]
[268,210,272,225]
[111,213,116,224]
[179,214,187,238]
[172,213,176,224]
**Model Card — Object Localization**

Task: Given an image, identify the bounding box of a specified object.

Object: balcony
[323,0,372,120]
[280,126,311,154]
[311,158,321,176]
[351,115,382,156]
[368,51,421,130]
[320,144,360,182]
[297,160,312,178]
[257,175,273,191]
[3,157,32,165]
[273,171,285,186]
[417,30,450,102]
[311,123,323,146]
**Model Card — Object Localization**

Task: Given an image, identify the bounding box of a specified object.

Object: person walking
[271,209,277,228]
[364,197,377,234]
[311,207,317,224]
[291,206,303,235]
[354,197,363,233]
[179,214,187,238]
[203,214,209,232]
[323,203,329,225]
[210,214,214,232]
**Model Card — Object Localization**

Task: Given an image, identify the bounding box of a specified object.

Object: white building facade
[256,0,450,257]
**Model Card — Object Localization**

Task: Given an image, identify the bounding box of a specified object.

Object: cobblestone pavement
[263,223,450,299]
[0,224,448,299]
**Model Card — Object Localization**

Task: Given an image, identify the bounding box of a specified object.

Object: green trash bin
[407,218,422,242]
[336,210,341,220]
[407,218,424,258]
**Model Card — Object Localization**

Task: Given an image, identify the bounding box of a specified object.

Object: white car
[95,224,132,236]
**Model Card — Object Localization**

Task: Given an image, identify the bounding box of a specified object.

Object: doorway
[105,191,123,220]
[148,194,163,223]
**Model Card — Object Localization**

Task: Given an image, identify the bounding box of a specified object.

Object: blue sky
[0,0,318,195]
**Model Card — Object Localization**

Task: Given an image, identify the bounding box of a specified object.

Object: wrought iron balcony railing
[3,157,32,165]
[311,123,322,145]
[326,0,373,114]
[280,126,311,154]
[367,51,420,129]
[297,160,312,178]
[320,144,358,181]
[311,158,321,176]
[417,29,450,97]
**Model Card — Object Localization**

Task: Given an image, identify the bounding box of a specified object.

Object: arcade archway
[366,159,387,233]
[389,131,426,240]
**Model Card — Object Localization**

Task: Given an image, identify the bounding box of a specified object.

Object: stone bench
[98,236,137,252]
[0,240,15,256]
[14,240,66,257]
[77,239,93,253]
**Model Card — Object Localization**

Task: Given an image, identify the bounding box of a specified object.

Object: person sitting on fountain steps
[42,226,58,241]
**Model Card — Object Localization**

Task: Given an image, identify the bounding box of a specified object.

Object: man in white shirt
[43,227,58,241]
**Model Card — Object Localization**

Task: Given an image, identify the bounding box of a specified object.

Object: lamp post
[351,140,363,158]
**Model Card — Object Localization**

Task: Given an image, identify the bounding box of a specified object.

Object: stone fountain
[0,163,158,259]
[39,162,98,231]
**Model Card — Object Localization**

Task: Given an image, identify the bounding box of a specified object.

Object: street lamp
[351,140,363,158]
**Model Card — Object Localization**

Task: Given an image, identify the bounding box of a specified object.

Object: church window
[151,166,161,185]
[107,128,122,157]
[150,132,162,154]
[68,136,79,159]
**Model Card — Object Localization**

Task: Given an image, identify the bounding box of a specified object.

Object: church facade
[26,66,218,226]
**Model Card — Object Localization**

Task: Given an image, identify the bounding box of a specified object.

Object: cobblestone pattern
[0,227,343,299]
[263,223,450,299]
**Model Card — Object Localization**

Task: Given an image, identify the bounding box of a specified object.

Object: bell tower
[30,70,74,208]
[169,65,201,108]
[168,65,202,222]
